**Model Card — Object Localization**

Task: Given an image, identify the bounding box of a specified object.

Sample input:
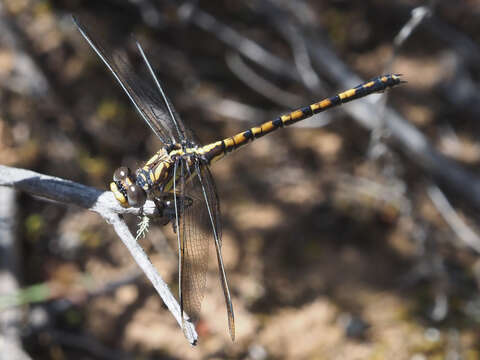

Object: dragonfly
[73,16,402,342]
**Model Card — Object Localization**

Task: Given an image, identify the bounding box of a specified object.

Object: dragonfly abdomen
[200,74,402,164]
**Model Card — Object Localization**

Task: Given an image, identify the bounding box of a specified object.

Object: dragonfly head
[110,166,147,207]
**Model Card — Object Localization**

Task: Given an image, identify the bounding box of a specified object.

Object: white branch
[428,184,480,254]
[0,165,198,345]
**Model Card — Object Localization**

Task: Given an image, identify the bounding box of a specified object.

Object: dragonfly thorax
[110,144,205,208]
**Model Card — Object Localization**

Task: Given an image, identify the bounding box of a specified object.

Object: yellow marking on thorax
[138,173,149,191]
[145,153,159,166]
[149,171,156,184]
[145,148,171,166]
[154,162,170,182]
[168,149,184,158]
[162,164,198,193]
[144,146,204,190]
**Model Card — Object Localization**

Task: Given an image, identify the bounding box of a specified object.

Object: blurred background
[1,0,480,359]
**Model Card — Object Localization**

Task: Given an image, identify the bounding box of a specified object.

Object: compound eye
[113,167,131,182]
[127,184,147,207]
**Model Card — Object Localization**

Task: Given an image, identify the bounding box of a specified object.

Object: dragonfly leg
[151,193,194,229]
[153,197,175,226]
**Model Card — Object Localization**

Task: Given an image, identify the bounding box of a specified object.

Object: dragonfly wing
[194,163,235,341]
[135,41,196,144]
[175,159,234,340]
[73,16,181,145]
[176,159,210,326]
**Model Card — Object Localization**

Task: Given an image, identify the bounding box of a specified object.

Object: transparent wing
[73,16,184,145]
[174,159,234,340]
[135,42,196,144]
[195,163,235,341]
[175,159,209,326]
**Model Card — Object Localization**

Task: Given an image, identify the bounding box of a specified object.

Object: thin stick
[428,184,480,254]
[0,165,198,345]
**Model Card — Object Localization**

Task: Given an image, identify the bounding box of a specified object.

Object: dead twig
[0,165,198,345]
[225,52,304,108]
[255,0,325,94]
[427,184,480,254]
[178,3,299,81]
[0,186,31,360]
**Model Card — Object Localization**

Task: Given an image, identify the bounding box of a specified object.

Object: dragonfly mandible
[73,16,403,342]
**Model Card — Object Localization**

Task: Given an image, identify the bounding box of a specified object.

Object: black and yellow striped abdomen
[199,74,402,164]
[111,74,403,207]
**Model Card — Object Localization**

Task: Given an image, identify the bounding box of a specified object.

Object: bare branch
[178,3,299,81]
[0,336,32,360]
[255,0,325,93]
[0,165,198,345]
[198,95,269,123]
[427,184,480,254]
[393,6,433,50]
[0,187,31,360]
[224,52,331,128]
[273,21,323,93]
[225,52,304,108]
